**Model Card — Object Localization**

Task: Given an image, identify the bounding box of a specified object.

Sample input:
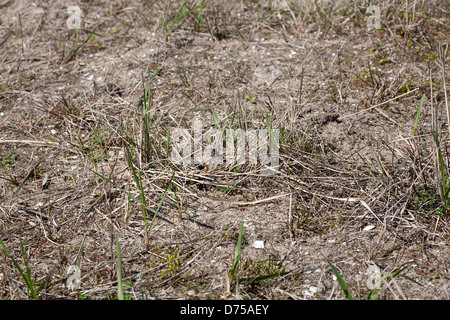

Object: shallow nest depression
[0,0,449,300]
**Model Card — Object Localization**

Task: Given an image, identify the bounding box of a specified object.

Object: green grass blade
[124,146,148,230]
[161,0,188,29]
[432,132,450,207]
[398,274,422,285]
[115,233,124,300]
[211,107,221,130]
[372,149,388,181]
[20,241,33,289]
[414,94,426,134]
[327,260,353,300]
[172,0,188,29]
[1,240,38,299]
[20,240,39,299]
[147,171,176,231]
[393,158,408,177]
[64,32,93,62]
[157,171,175,213]
[230,219,244,282]
[142,66,152,162]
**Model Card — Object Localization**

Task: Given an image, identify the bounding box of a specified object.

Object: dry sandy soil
[0,0,449,300]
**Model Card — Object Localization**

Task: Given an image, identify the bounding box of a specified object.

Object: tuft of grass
[0,240,39,300]
[0,151,15,168]
[160,246,181,278]
[159,0,207,41]
[228,219,289,288]
[327,259,419,300]
[64,32,94,63]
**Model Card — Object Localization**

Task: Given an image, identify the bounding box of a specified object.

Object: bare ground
[0,0,449,300]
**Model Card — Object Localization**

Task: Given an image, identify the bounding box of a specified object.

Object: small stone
[253,240,264,249]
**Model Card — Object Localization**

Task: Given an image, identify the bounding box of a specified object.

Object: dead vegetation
[0,0,449,300]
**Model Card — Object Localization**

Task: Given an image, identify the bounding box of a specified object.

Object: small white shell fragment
[363,225,375,231]
[253,240,264,249]
[302,285,318,297]
[187,290,195,296]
